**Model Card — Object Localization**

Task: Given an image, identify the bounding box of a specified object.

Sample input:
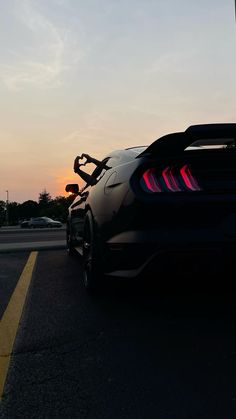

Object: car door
[70,191,89,245]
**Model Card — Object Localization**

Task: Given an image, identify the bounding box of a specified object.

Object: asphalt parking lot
[1,231,236,418]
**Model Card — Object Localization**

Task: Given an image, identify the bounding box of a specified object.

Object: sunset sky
[0,0,235,203]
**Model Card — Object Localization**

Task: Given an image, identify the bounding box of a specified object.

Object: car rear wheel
[83,211,104,294]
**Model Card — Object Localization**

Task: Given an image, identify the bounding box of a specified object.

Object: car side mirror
[65,184,80,195]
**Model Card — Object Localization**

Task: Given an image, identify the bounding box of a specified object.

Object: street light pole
[6,190,9,226]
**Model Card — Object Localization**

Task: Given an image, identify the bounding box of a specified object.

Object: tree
[50,195,74,222]
[19,200,39,220]
[37,195,74,222]
[0,200,5,226]
[8,202,20,225]
[0,189,74,225]
[38,189,52,215]
[39,189,52,206]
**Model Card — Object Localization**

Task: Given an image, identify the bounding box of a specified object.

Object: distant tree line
[0,189,75,226]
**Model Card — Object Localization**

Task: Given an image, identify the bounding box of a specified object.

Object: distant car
[28,217,62,228]
[20,220,30,228]
[66,123,236,293]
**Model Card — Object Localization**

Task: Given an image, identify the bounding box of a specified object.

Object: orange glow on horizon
[54,168,84,198]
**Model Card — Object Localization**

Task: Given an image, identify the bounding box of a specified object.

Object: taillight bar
[180,164,200,191]
[143,169,162,192]
[162,167,182,192]
[141,165,201,193]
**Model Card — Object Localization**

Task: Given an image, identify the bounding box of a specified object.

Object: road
[0,231,236,418]
[0,226,66,252]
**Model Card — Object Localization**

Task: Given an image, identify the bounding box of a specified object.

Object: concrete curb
[0,227,66,233]
[0,241,66,253]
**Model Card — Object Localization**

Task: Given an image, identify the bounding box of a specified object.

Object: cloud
[0,0,81,90]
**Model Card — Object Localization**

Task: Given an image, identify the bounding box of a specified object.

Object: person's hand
[81,153,92,163]
[74,155,83,172]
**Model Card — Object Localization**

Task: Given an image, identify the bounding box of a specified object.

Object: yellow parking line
[0,251,38,400]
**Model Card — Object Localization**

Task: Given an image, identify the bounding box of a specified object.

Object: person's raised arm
[73,155,97,186]
[81,153,102,167]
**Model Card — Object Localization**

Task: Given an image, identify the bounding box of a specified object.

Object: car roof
[104,147,148,162]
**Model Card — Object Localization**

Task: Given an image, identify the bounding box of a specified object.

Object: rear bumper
[105,227,236,278]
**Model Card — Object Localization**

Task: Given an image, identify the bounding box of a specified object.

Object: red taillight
[162,167,181,192]
[180,164,201,191]
[141,165,201,193]
[142,169,162,192]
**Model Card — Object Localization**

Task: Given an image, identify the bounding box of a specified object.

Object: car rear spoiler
[137,124,236,157]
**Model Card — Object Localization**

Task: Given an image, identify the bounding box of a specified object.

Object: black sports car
[66,123,236,292]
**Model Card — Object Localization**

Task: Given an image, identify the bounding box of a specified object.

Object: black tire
[66,225,76,256]
[82,211,104,293]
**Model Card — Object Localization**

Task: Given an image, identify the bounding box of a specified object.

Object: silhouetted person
[73,153,108,186]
